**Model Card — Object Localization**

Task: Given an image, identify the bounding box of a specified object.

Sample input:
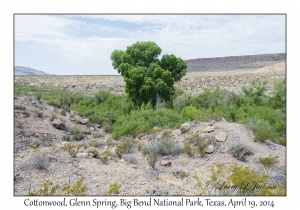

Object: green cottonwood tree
[110,41,187,108]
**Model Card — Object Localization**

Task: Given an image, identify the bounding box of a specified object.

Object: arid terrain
[14,60,286,196]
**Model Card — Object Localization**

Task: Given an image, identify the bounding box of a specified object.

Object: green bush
[84,147,100,158]
[64,143,83,157]
[181,105,199,121]
[259,155,278,169]
[254,129,275,143]
[112,108,184,139]
[228,144,253,161]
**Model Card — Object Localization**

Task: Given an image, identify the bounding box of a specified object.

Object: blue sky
[14,15,286,75]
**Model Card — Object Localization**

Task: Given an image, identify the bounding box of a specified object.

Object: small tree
[110,41,187,108]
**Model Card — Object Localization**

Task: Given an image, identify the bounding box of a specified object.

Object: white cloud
[14,14,285,75]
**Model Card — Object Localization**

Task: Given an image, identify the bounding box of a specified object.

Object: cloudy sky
[14,14,286,75]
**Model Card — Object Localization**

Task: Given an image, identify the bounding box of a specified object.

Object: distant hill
[14,66,53,76]
[185,53,286,72]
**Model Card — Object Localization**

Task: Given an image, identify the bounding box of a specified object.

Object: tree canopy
[110,41,187,108]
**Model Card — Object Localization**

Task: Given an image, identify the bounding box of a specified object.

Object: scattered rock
[180,123,190,134]
[51,119,66,130]
[76,153,89,158]
[206,145,215,154]
[90,127,95,131]
[59,108,66,116]
[265,140,277,147]
[216,132,227,142]
[202,126,215,133]
[160,160,172,167]
[80,118,89,125]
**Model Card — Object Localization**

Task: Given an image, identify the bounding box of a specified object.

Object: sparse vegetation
[28,152,50,170]
[84,147,100,158]
[49,113,57,122]
[92,133,104,138]
[259,155,279,169]
[64,143,83,157]
[104,182,122,195]
[228,144,253,162]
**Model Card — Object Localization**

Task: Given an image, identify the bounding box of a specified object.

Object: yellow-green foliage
[254,129,275,143]
[229,164,269,195]
[104,182,122,195]
[179,171,190,180]
[65,143,83,157]
[103,122,112,133]
[100,147,111,164]
[29,177,87,196]
[62,177,87,196]
[29,180,60,196]
[183,133,209,157]
[192,174,205,196]
[85,147,100,158]
[208,164,281,196]
[49,113,57,122]
[259,155,278,169]
[115,138,134,158]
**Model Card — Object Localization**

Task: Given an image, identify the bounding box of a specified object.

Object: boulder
[90,127,95,131]
[160,160,172,167]
[76,153,89,158]
[202,126,215,133]
[208,120,215,126]
[206,145,215,154]
[216,132,227,142]
[180,123,190,134]
[51,119,66,130]
[84,129,91,135]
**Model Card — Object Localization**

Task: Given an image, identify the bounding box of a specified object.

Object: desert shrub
[254,129,275,143]
[184,133,210,157]
[104,182,122,195]
[179,171,190,180]
[49,113,57,122]
[228,144,253,162]
[181,105,199,121]
[182,144,193,157]
[100,147,111,164]
[22,111,30,118]
[37,111,43,118]
[88,140,104,148]
[29,139,40,149]
[115,137,134,158]
[16,121,23,129]
[144,146,158,168]
[28,152,50,170]
[93,133,104,138]
[259,155,279,169]
[208,164,271,195]
[35,90,44,101]
[62,135,71,141]
[192,174,205,195]
[229,164,269,195]
[29,177,87,196]
[123,154,138,164]
[64,143,83,157]
[84,147,100,158]
[70,126,84,141]
[103,122,112,133]
[62,177,87,196]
